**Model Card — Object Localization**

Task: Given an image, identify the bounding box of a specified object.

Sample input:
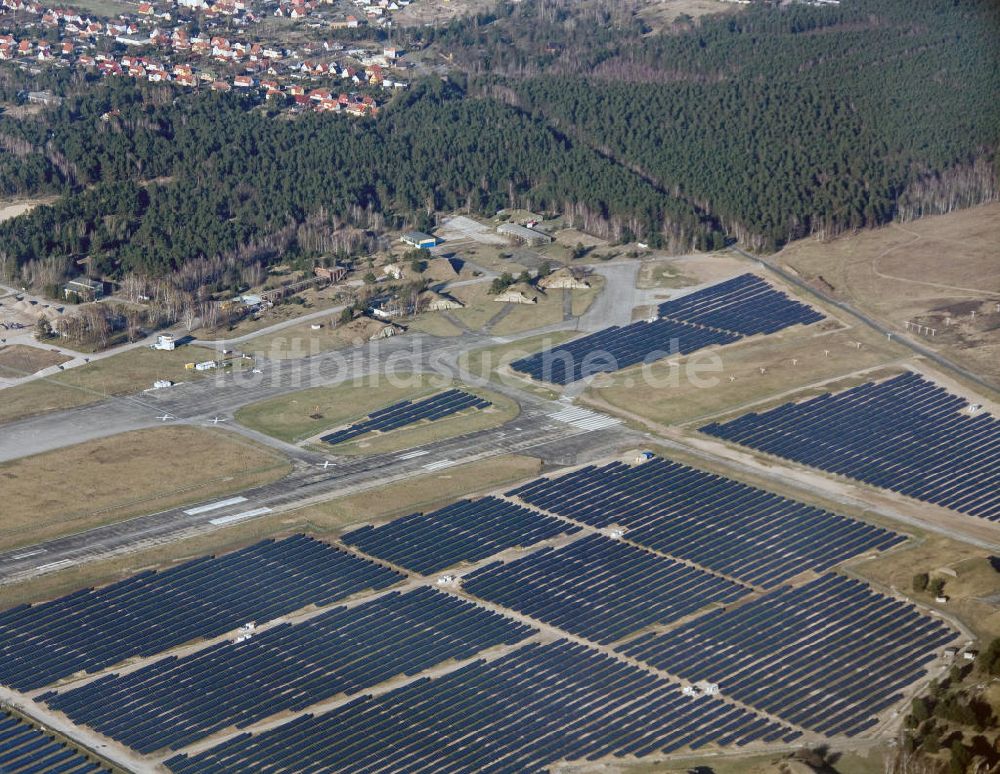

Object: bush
[929,577,946,597]
[913,573,929,593]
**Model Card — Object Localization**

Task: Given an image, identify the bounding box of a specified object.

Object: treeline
[456,0,1000,250]
[0,78,715,285]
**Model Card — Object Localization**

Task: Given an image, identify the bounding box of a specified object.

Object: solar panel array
[0,712,107,774]
[463,534,749,644]
[165,640,797,774]
[702,372,1000,520]
[509,458,903,587]
[342,496,577,575]
[509,317,740,385]
[43,588,534,754]
[656,273,824,335]
[321,389,490,445]
[0,535,403,691]
[620,575,956,737]
[511,274,823,385]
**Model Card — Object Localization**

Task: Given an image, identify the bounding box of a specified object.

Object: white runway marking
[548,405,621,431]
[422,459,457,471]
[397,449,430,460]
[184,497,249,516]
[210,507,272,526]
[11,549,46,560]
[37,559,74,571]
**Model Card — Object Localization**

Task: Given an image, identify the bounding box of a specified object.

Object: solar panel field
[508,457,904,587]
[511,274,823,385]
[0,712,109,773]
[702,371,1000,520]
[0,455,960,772]
[321,388,491,445]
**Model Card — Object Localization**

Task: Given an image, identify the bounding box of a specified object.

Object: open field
[449,283,506,331]
[0,196,57,222]
[0,346,214,425]
[635,261,698,290]
[490,291,566,335]
[0,426,290,553]
[601,748,886,774]
[0,454,541,608]
[586,320,901,427]
[235,373,471,443]
[778,203,1000,383]
[328,388,519,456]
[0,344,71,377]
[393,0,495,26]
[245,313,367,359]
[405,311,465,337]
[637,0,737,31]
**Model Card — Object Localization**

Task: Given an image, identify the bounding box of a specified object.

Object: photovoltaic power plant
[510,274,822,384]
[620,575,957,738]
[702,372,1000,520]
[508,457,904,587]
[655,273,824,335]
[0,535,403,691]
[321,389,490,445]
[42,588,534,754]
[463,534,749,644]
[165,640,798,774]
[509,318,740,385]
[341,496,577,575]
[0,712,108,773]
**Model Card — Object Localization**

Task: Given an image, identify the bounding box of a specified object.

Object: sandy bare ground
[0,197,56,222]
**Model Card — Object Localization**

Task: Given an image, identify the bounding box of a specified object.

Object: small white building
[154,334,176,351]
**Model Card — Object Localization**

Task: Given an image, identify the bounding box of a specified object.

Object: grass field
[607,748,885,774]
[457,330,577,398]
[0,344,71,377]
[198,286,347,342]
[449,283,505,331]
[637,0,736,31]
[328,388,519,456]
[0,454,541,608]
[586,322,900,427]
[406,312,465,337]
[778,203,1000,383]
[0,347,214,425]
[490,291,566,335]
[0,426,290,552]
[246,315,361,359]
[635,261,698,290]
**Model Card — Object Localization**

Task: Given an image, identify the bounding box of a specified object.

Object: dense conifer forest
[0,0,996,282]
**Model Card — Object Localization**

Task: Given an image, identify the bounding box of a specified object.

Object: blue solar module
[509,274,822,385]
[463,534,749,644]
[657,273,824,336]
[0,711,109,773]
[508,457,904,587]
[321,389,491,445]
[341,496,577,575]
[165,640,797,774]
[0,535,403,692]
[620,574,957,736]
[44,587,534,754]
[702,372,1000,521]
[510,317,741,385]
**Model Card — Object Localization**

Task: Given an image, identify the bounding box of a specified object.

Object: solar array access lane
[0,712,108,774]
[165,640,798,774]
[620,574,957,738]
[321,389,491,445]
[341,496,578,575]
[508,457,904,588]
[702,371,1000,520]
[43,587,535,754]
[0,535,403,691]
[463,533,749,644]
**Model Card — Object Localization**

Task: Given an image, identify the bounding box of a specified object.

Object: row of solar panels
[656,272,824,336]
[462,533,749,644]
[702,371,1000,520]
[0,713,108,774]
[507,457,904,588]
[41,588,534,755]
[321,389,490,446]
[621,574,956,737]
[165,640,798,774]
[0,535,403,691]
[511,274,822,384]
